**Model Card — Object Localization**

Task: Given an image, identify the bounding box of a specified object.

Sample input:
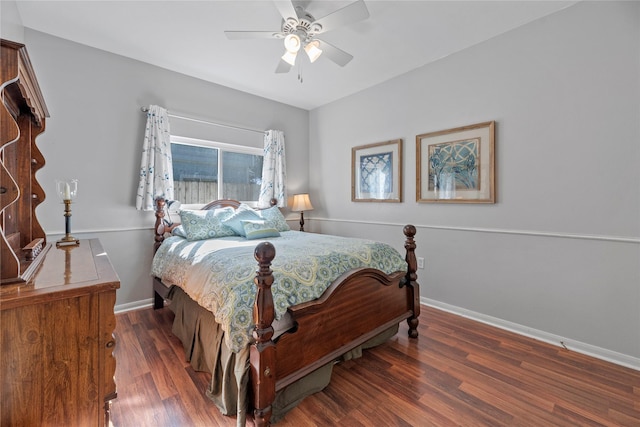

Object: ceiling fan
[224,0,370,74]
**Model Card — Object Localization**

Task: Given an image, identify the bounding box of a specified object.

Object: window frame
[170,135,264,209]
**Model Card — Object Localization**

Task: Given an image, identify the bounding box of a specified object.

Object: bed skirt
[166,285,398,425]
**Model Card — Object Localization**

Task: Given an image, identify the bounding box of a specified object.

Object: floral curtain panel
[259,130,287,208]
[136,105,174,211]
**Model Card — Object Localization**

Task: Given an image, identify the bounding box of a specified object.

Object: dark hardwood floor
[110,305,640,426]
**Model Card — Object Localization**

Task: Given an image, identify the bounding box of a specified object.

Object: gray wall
[7,30,309,310]
[308,1,639,367]
[0,0,24,43]
[2,1,638,368]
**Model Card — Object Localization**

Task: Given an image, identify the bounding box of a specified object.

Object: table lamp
[291,193,314,232]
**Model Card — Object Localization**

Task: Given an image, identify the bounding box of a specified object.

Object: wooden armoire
[1,39,120,426]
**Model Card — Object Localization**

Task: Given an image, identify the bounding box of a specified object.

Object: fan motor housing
[282,12,322,39]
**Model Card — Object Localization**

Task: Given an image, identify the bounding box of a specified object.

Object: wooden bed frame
[152,198,420,426]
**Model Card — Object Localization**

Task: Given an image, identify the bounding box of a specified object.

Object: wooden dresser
[0,239,120,426]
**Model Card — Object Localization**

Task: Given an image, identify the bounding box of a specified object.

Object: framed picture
[352,139,402,202]
[416,121,495,203]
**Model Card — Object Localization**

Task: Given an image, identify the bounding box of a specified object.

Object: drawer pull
[106,340,115,348]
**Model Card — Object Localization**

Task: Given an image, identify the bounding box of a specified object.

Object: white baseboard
[422,297,640,372]
[114,298,154,314]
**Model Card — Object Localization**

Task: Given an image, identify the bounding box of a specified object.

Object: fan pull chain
[298,61,303,83]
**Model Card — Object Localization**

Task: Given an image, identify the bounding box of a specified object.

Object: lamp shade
[304,41,323,63]
[291,193,314,212]
[284,34,301,53]
[281,49,298,66]
[166,199,181,212]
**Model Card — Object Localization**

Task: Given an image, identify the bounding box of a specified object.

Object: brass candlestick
[56,179,80,247]
[57,199,79,247]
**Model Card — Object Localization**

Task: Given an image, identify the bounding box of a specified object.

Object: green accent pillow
[242,220,281,240]
[258,206,290,232]
[179,207,236,240]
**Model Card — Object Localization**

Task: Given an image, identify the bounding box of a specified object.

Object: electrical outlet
[417,257,424,269]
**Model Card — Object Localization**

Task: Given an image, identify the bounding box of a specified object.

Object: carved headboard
[153,198,278,252]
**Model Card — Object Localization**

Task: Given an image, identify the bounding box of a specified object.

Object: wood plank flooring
[110,305,640,426]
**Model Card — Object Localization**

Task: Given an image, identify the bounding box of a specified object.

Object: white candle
[63,183,71,200]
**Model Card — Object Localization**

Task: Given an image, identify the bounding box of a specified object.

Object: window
[170,136,263,205]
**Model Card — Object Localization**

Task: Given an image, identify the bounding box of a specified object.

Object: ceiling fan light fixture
[304,40,323,63]
[283,34,301,53]
[281,49,298,66]
[226,0,370,74]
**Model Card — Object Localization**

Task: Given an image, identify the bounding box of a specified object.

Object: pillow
[258,206,290,232]
[221,206,262,236]
[171,225,187,238]
[242,220,281,240]
[213,206,236,217]
[179,207,236,241]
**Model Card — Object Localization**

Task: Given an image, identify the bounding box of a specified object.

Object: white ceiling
[15,0,577,110]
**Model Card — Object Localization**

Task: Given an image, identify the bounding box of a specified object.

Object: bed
[151,198,420,426]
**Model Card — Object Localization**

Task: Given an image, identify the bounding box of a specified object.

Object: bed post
[152,198,169,309]
[251,242,277,427]
[403,224,420,338]
[154,197,166,253]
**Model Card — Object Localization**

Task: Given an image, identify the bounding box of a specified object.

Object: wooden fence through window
[173,181,260,203]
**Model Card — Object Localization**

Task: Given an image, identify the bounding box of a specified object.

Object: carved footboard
[250,225,420,427]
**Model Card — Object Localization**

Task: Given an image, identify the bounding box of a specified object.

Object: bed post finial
[251,242,277,427]
[403,224,420,338]
[154,197,166,253]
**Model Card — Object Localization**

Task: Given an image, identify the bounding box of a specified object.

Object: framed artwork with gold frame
[352,139,403,202]
[416,121,495,203]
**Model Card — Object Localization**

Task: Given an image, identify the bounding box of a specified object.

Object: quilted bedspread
[151,231,408,352]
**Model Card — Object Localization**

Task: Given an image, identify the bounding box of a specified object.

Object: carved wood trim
[153,198,166,253]
[251,242,276,427]
[402,224,420,337]
[1,39,49,284]
[14,40,49,125]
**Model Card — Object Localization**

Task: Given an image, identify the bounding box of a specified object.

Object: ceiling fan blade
[315,39,353,67]
[224,31,283,40]
[275,58,293,73]
[273,1,299,23]
[311,0,369,34]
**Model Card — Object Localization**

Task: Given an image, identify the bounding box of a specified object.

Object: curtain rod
[140,107,266,135]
